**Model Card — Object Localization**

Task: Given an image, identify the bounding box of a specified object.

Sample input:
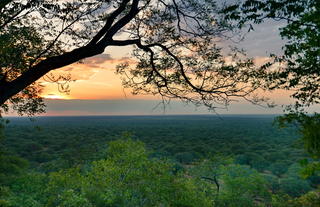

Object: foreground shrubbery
[2,139,212,206]
[1,138,319,207]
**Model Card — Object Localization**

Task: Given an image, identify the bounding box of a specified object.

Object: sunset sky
[32,20,317,116]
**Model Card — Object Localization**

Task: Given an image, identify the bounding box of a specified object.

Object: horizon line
[4,113,283,118]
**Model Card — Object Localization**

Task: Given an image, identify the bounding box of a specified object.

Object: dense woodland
[1,115,320,206]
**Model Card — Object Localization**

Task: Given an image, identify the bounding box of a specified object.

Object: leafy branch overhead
[221,0,319,176]
[0,0,266,116]
[222,0,320,106]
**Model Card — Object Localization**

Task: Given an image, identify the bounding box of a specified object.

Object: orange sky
[38,45,157,100]
[37,20,291,104]
[40,56,132,100]
[22,20,319,116]
[38,52,294,106]
[32,51,315,116]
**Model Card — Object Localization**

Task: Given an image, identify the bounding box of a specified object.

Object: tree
[222,0,320,107]
[276,113,320,177]
[190,156,233,197]
[3,138,213,206]
[0,0,266,116]
[217,164,271,207]
[280,177,312,197]
[272,190,320,207]
[222,0,320,176]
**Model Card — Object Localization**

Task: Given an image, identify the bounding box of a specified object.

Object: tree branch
[0,0,142,106]
[0,43,106,105]
[99,0,140,45]
[201,176,220,194]
[88,0,131,46]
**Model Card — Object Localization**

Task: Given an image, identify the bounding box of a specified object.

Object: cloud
[41,54,132,82]
[83,54,114,68]
[81,54,133,69]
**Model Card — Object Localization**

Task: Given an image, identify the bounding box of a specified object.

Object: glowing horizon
[34,20,302,116]
[41,94,70,100]
[39,54,292,103]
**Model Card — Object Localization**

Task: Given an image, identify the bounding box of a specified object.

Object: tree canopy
[221,0,320,175]
[222,0,320,107]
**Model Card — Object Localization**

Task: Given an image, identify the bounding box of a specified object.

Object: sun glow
[41,94,69,100]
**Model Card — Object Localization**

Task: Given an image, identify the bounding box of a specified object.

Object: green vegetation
[222,0,320,178]
[4,116,302,172]
[1,115,320,206]
[223,0,320,106]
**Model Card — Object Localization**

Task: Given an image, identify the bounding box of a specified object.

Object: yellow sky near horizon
[39,52,294,107]
[37,18,292,105]
[39,50,159,100]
